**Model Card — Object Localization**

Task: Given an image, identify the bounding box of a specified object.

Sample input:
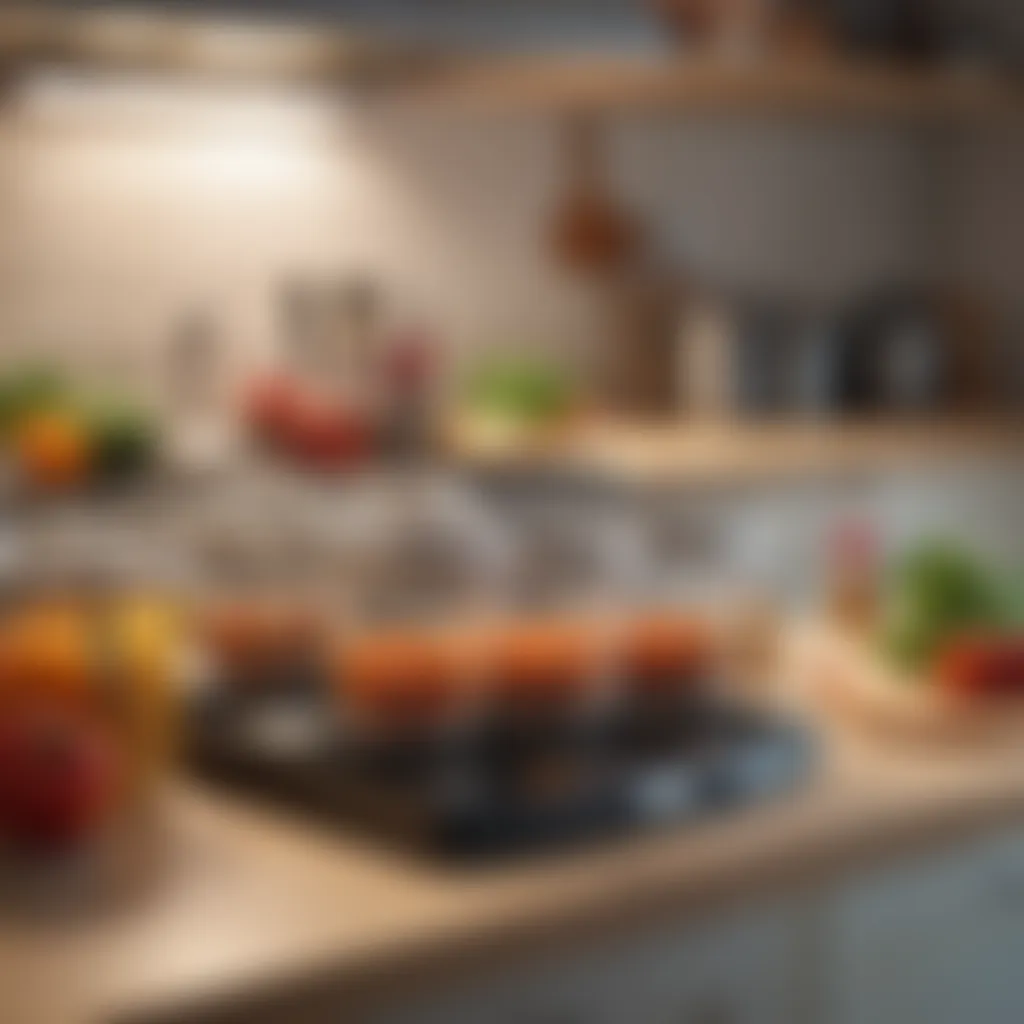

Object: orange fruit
[0,604,98,710]
[15,411,92,491]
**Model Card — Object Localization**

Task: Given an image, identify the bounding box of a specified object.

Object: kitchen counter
[10,650,1024,1024]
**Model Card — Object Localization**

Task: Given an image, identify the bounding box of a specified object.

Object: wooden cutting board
[794,622,1024,750]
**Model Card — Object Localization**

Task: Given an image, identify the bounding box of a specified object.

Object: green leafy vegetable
[882,542,1015,673]
[0,363,70,435]
[83,398,160,481]
[462,354,574,426]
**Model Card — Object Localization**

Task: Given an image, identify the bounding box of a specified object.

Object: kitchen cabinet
[372,828,1024,1024]
[825,829,1024,1024]
[372,903,811,1024]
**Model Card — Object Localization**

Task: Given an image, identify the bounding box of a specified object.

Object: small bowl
[331,628,485,741]
[485,619,612,723]
[617,612,714,698]
[202,600,322,689]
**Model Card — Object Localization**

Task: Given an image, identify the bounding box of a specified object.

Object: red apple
[0,708,119,851]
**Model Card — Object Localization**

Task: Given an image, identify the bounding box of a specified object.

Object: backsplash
[0,75,970,394]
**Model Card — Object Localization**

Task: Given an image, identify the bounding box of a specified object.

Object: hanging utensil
[548,114,638,278]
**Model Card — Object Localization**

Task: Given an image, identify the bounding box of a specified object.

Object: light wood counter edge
[450,420,1024,488]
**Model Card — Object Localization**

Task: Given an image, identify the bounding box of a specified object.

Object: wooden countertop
[453,420,1024,487]
[10,640,1024,1024]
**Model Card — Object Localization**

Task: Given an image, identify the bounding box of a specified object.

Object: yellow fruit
[0,598,184,801]
[106,598,183,792]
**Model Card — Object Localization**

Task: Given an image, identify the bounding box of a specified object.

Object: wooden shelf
[452,420,1024,487]
[0,6,396,87]
[383,55,1023,119]
[2,5,1020,121]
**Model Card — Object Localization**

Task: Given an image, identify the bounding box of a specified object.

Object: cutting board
[795,623,1024,750]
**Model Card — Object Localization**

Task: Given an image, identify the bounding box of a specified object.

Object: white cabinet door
[592,905,807,1024]
[373,903,809,1024]
[827,830,1024,1024]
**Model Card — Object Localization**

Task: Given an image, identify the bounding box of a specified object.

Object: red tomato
[287,398,371,471]
[245,375,302,439]
[247,374,373,470]
[938,639,989,698]
[938,635,1024,700]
